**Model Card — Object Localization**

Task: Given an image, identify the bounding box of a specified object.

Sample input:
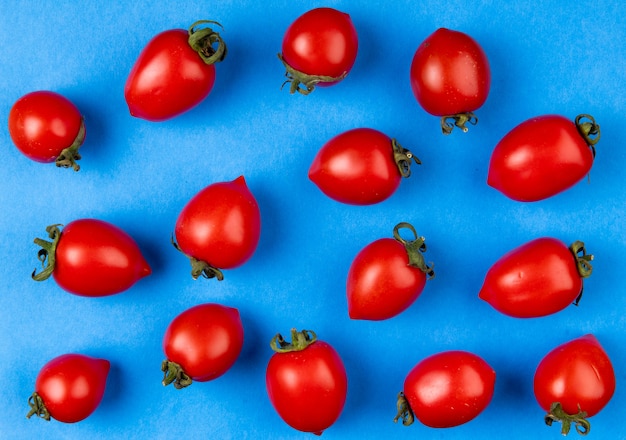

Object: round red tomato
[395,350,495,428]
[125,20,226,121]
[173,175,261,280]
[309,128,420,205]
[487,114,599,202]
[534,334,615,435]
[266,329,348,435]
[410,28,490,134]
[8,90,85,170]
[279,7,358,94]
[162,303,244,389]
[27,353,110,423]
[478,237,593,318]
[32,219,151,297]
[347,222,434,320]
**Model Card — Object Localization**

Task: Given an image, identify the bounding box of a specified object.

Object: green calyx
[440,112,478,135]
[392,139,421,178]
[56,118,85,171]
[161,360,193,389]
[26,392,51,421]
[569,240,593,306]
[270,328,317,353]
[393,392,414,426]
[575,114,600,158]
[277,53,347,95]
[544,402,590,436]
[188,20,227,65]
[392,222,435,279]
[171,235,224,281]
[32,224,64,282]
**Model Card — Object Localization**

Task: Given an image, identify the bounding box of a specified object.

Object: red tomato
[26,353,110,423]
[125,20,226,121]
[266,329,348,435]
[534,334,615,435]
[173,175,261,280]
[161,303,244,388]
[32,219,151,297]
[309,128,420,205]
[279,7,358,94]
[347,222,434,320]
[487,114,599,202]
[395,351,495,428]
[409,28,490,134]
[478,237,593,318]
[8,90,85,171]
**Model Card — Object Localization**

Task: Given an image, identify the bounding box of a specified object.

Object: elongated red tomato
[487,114,599,201]
[479,237,593,318]
[125,20,226,121]
[173,176,261,280]
[309,128,420,205]
[161,303,244,389]
[395,351,495,428]
[410,28,490,134]
[27,353,110,423]
[266,329,348,435]
[279,7,358,94]
[347,222,434,320]
[32,219,151,297]
[534,334,615,436]
[8,90,85,170]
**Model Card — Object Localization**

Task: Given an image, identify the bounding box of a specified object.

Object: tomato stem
[392,223,435,278]
[544,402,590,436]
[569,241,593,279]
[187,20,227,65]
[56,117,85,171]
[393,392,414,426]
[32,224,64,282]
[161,360,193,389]
[277,53,348,95]
[26,392,51,421]
[270,328,317,353]
[171,235,224,281]
[392,139,421,178]
[440,112,478,135]
[575,114,600,157]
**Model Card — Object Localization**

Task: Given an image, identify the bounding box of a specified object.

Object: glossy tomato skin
[402,351,495,428]
[281,7,358,84]
[174,175,261,270]
[410,28,490,117]
[266,339,348,434]
[487,115,595,202]
[163,303,244,382]
[8,91,84,163]
[31,353,110,423]
[478,237,585,318]
[534,334,615,418]
[125,29,216,121]
[347,238,427,320]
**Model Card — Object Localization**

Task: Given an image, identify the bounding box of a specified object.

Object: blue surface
[1,1,625,439]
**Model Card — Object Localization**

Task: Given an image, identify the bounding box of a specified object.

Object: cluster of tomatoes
[7,6,615,437]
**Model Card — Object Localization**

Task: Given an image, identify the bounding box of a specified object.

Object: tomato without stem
[27,353,110,423]
[309,128,420,205]
[8,90,85,171]
[32,219,151,297]
[534,334,615,436]
[395,351,495,428]
[347,222,434,320]
[279,7,358,94]
[161,303,244,389]
[125,20,226,121]
[410,28,491,134]
[266,329,348,435]
[478,237,593,318]
[487,114,600,202]
[173,175,261,280]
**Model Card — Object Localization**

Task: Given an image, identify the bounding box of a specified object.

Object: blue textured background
[1,1,625,439]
